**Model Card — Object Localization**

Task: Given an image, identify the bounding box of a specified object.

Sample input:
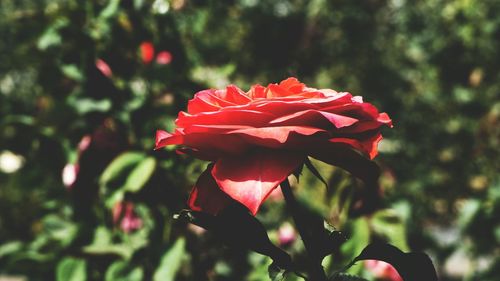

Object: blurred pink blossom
[156,51,172,64]
[365,260,403,281]
[113,202,143,233]
[278,222,296,246]
[62,163,78,188]
[95,59,113,77]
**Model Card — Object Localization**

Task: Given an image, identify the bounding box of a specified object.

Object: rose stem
[280,178,327,281]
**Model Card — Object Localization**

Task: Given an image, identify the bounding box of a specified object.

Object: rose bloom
[156,78,391,215]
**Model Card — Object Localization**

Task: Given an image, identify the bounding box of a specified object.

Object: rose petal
[220,85,252,104]
[309,142,380,186]
[227,126,327,148]
[330,133,383,159]
[176,109,275,127]
[187,89,237,114]
[188,165,234,215]
[212,150,305,215]
[323,102,380,120]
[269,110,359,129]
[279,77,306,93]
[247,84,267,99]
[155,130,183,149]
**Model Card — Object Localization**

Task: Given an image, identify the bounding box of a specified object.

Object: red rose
[156,78,392,215]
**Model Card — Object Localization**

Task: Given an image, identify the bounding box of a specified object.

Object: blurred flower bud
[278,222,296,247]
[95,59,113,77]
[140,41,155,64]
[62,163,78,188]
[365,260,403,281]
[113,201,143,233]
[156,51,172,65]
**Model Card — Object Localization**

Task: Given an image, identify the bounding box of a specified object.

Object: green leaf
[99,0,121,19]
[268,262,286,281]
[153,238,186,281]
[341,218,370,275]
[37,18,69,50]
[83,227,134,259]
[123,157,156,193]
[105,261,144,281]
[56,257,87,281]
[371,208,409,251]
[68,97,112,114]
[347,243,438,281]
[100,152,146,187]
[0,241,23,258]
[61,64,84,82]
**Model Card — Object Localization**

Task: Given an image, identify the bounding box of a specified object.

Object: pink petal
[269,110,359,129]
[95,59,113,77]
[155,130,183,149]
[188,165,234,215]
[211,150,305,215]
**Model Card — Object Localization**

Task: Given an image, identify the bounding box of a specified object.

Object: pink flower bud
[113,202,143,233]
[365,260,403,281]
[62,163,78,188]
[156,51,172,65]
[95,59,113,77]
[278,222,296,246]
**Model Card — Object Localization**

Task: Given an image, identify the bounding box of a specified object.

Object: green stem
[281,178,327,281]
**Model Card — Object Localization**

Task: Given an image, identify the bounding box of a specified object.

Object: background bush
[0,0,499,280]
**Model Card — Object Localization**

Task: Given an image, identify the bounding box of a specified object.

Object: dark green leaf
[346,243,438,281]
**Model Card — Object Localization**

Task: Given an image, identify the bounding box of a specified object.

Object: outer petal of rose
[176,109,275,127]
[330,133,383,159]
[245,93,352,114]
[187,93,221,114]
[177,132,249,155]
[269,109,359,129]
[227,126,328,148]
[279,77,305,93]
[187,89,236,114]
[188,165,234,215]
[218,85,252,104]
[308,143,380,187]
[212,150,305,215]
[247,84,267,99]
[322,102,380,120]
[155,130,183,149]
[377,112,393,127]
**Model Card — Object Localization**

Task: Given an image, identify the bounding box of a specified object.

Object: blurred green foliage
[0,0,499,280]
